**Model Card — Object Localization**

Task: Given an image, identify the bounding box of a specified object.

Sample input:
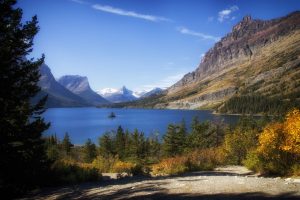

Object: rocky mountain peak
[232,15,253,32]
[167,11,300,102]
[58,75,91,93]
[58,75,109,105]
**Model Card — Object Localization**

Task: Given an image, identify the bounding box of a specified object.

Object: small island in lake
[108,112,116,118]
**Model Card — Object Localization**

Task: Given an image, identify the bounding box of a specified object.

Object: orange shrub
[152,156,188,175]
[112,161,136,173]
[151,148,222,176]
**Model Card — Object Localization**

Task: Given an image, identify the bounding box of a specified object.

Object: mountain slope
[34,64,91,107]
[58,75,109,106]
[98,86,137,103]
[141,88,163,98]
[152,11,300,113]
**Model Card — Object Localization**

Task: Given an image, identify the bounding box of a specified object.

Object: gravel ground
[21,166,300,200]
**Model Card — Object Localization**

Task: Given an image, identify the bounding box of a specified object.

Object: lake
[43,107,241,145]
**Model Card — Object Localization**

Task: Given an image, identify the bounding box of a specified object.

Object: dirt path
[22,166,300,200]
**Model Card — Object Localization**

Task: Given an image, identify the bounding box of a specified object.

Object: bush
[112,161,135,174]
[152,156,188,175]
[91,155,139,174]
[50,160,101,184]
[243,150,263,172]
[291,164,300,176]
[151,148,222,176]
[92,155,119,172]
[244,109,300,175]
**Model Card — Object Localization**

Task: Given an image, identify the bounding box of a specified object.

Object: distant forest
[218,93,300,115]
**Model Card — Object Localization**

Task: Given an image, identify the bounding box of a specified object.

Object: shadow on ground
[22,170,298,200]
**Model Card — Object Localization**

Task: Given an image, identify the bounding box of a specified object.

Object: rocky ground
[21,166,300,200]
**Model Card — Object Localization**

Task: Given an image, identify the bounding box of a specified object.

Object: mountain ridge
[127,11,300,113]
[58,75,109,106]
[97,86,137,103]
[34,64,91,107]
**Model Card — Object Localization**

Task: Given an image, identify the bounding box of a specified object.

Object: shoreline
[47,106,272,116]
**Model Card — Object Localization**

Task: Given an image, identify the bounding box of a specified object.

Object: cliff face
[161,11,300,109]
[58,75,109,106]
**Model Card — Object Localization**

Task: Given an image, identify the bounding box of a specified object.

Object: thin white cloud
[142,73,185,90]
[70,0,88,4]
[177,27,220,42]
[92,4,171,22]
[218,5,239,22]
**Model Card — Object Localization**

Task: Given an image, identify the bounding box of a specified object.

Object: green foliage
[48,110,300,182]
[223,117,259,164]
[92,155,118,173]
[188,117,225,150]
[99,132,115,158]
[128,129,147,161]
[219,94,300,115]
[115,126,126,159]
[146,132,161,164]
[50,160,100,184]
[291,164,300,176]
[163,122,187,157]
[83,138,97,163]
[243,150,263,172]
[0,0,50,197]
[61,132,73,154]
[98,128,157,165]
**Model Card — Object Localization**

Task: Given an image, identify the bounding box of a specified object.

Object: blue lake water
[43,107,241,145]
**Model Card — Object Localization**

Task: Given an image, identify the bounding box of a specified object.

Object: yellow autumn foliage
[257,122,284,158]
[283,109,300,154]
[258,109,300,156]
[112,161,135,173]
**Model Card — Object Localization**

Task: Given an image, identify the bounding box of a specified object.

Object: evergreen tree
[99,132,115,158]
[147,132,161,163]
[178,119,188,151]
[0,0,49,197]
[130,129,144,160]
[61,132,73,153]
[115,125,125,159]
[45,134,59,161]
[83,138,97,163]
[189,119,209,149]
[163,124,179,156]
[123,129,131,159]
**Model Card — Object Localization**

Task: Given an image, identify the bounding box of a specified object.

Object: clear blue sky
[18,0,300,92]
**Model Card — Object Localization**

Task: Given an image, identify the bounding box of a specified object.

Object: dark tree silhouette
[0,0,49,197]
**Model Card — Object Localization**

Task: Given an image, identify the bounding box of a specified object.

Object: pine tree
[130,129,141,160]
[0,0,49,197]
[99,132,115,158]
[177,119,188,151]
[61,132,73,154]
[147,132,161,162]
[83,138,97,163]
[163,124,178,157]
[115,126,125,159]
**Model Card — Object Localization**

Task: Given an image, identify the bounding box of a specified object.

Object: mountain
[133,90,147,98]
[140,11,300,113]
[34,64,91,107]
[141,88,163,98]
[58,75,109,106]
[97,86,137,103]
